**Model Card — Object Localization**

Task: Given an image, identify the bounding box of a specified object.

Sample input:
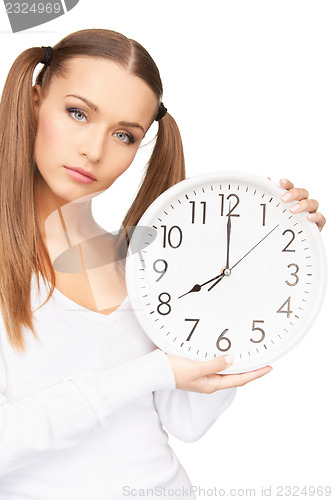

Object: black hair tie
[41,46,53,67]
[155,102,168,121]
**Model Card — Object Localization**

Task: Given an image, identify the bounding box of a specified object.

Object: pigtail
[122,113,185,228]
[0,48,55,352]
[116,113,185,264]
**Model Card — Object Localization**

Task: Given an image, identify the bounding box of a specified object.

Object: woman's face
[33,56,158,205]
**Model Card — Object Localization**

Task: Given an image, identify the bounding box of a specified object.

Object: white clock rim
[125,171,327,374]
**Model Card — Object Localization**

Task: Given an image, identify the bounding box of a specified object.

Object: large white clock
[126,172,327,374]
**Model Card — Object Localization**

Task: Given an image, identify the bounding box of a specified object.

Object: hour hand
[178,273,224,299]
[178,284,202,299]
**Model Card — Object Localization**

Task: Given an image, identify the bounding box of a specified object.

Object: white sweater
[0,273,236,499]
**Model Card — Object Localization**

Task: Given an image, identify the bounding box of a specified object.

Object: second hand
[208,224,280,291]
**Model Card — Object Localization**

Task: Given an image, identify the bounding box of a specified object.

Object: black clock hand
[178,273,225,299]
[226,203,232,271]
[179,206,234,298]
[208,224,280,291]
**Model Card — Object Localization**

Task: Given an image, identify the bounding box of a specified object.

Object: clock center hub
[221,266,231,277]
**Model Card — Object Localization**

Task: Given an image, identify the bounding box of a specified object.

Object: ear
[32,84,42,121]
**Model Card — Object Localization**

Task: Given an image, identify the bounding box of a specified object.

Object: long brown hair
[0,29,185,353]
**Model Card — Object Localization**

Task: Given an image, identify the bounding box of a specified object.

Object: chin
[54,181,107,205]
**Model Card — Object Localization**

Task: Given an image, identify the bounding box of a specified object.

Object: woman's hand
[279,178,326,231]
[167,354,272,393]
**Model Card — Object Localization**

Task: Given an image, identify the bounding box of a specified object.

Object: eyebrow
[65,94,145,133]
[118,121,145,133]
[66,94,98,112]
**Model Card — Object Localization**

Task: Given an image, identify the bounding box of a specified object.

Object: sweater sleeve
[153,386,236,443]
[0,348,175,478]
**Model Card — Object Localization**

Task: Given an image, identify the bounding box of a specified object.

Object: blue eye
[66,107,87,122]
[114,131,134,144]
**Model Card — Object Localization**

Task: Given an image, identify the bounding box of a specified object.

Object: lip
[65,166,97,180]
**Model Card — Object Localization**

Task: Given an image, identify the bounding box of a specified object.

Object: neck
[34,172,108,265]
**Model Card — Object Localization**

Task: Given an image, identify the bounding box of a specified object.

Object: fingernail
[224,354,234,366]
[280,179,288,185]
[307,213,316,221]
[290,203,301,213]
[281,192,293,202]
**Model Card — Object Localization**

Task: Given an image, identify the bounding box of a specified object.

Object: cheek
[34,115,65,167]
[106,146,139,179]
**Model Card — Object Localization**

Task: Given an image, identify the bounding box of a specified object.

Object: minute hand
[226,206,232,270]
[208,223,280,291]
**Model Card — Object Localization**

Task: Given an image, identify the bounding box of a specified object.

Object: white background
[0,1,332,495]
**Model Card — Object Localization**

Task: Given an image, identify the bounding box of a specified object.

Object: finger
[207,365,273,392]
[222,365,273,388]
[281,187,309,203]
[279,178,294,190]
[307,212,326,231]
[196,354,234,378]
[289,198,319,215]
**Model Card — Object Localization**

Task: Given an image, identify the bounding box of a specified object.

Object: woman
[0,29,325,499]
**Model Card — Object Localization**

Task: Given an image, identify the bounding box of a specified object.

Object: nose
[79,126,105,163]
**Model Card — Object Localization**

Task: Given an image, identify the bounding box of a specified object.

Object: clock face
[126,172,327,374]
